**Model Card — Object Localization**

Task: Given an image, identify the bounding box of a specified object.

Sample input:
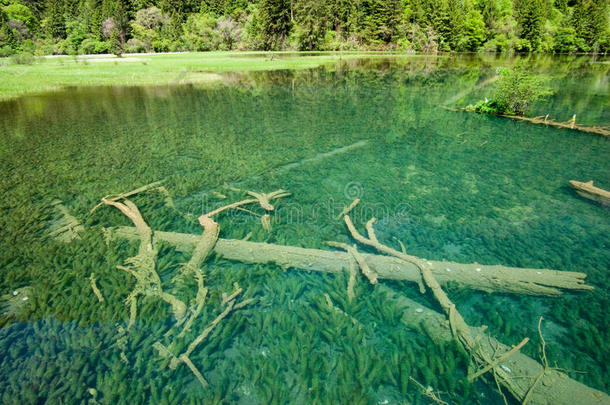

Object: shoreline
[1,51,608,102]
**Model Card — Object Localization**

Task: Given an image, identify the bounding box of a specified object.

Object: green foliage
[78,37,109,54]
[44,0,65,38]
[257,0,291,50]
[572,0,609,52]
[466,98,502,114]
[3,3,36,29]
[109,28,122,56]
[291,0,328,51]
[1,0,610,54]
[182,12,219,51]
[461,9,486,50]
[8,50,35,64]
[470,66,553,115]
[135,6,166,29]
[515,0,546,50]
[554,26,578,53]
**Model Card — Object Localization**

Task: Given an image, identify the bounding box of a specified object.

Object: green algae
[0,55,608,404]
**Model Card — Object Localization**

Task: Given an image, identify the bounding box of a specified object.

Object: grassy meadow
[0,51,427,101]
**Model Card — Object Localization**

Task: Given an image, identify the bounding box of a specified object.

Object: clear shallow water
[0,56,608,404]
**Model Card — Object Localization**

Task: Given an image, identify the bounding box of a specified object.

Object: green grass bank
[0,51,425,101]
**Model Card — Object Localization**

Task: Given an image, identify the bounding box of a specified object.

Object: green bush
[34,39,55,56]
[125,38,147,53]
[553,26,578,53]
[481,34,510,53]
[78,39,109,54]
[53,39,73,55]
[3,4,35,29]
[152,38,171,52]
[515,38,533,52]
[9,51,35,64]
[468,66,553,116]
[182,13,220,51]
[466,99,501,114]
[0,44,14,57]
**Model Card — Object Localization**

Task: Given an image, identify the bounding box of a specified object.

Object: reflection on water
[0,55,608,404]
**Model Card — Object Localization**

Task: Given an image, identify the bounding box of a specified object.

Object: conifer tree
[572,0,609,50]
[293,0,327,50]
[45,0,66,38]
[515,0,546,49]
[258,0,291,49]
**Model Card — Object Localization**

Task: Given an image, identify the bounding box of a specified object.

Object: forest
[0,0,609,56]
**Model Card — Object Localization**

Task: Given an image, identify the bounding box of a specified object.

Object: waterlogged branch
[97,194,604,401]
[97,196,186,327]
[335,198,360,220]
[202,189,291,218]
[343,215,480,360]
[90,180,165,215]
[468,337,529,381]
[89,273,104,303]
[167,284,255,389]
[327,241,378,284]
[382,285,609,405]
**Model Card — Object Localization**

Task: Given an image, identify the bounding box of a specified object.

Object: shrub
[484,34,510,52]
[514,38,533,52]
[125,38,147,53]
[9,51,35,64]
[34,39,55,56]
[466,99,501,114]
[53,39,73,55]
[553,26,577,53]
[0,44,14,57]
[78,38,109,54]
[216,16,241,50]
[65,22,87,51]
[93,40,109,54]
[3,4,35,29]
[152,38,170,52]
[135,7,166,30]
[468,66,553,116]
[78,38,97,54]
[182,13,220,51]
[319,30,340,51]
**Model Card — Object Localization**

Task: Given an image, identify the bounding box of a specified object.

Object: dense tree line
[1,0,608,56]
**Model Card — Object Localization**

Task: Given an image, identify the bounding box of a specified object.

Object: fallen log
[108,226,593,297]
[569,180,610,206]
[499,114,610,137]
[380,285,610,405]
[442,106,610,137]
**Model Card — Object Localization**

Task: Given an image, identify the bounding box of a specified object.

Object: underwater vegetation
[0,286,34,325]
[0,57,608,404]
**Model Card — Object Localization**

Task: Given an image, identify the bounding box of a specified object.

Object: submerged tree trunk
[109,226,593,297]
[379,285,610,405]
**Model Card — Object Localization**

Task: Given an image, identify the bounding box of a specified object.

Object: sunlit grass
[0,51,429,101]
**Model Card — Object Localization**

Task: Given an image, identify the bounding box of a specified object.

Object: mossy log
[109,226,593,297]
[381,285,610,405]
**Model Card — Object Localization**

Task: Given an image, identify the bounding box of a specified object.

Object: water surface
[0,55,608,404]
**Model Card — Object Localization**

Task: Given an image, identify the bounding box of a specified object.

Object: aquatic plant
[0,286,34,322]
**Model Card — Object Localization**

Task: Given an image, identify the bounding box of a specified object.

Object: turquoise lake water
[0,55,608,404]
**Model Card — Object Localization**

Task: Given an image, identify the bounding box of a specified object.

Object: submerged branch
[383,285,609,405]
